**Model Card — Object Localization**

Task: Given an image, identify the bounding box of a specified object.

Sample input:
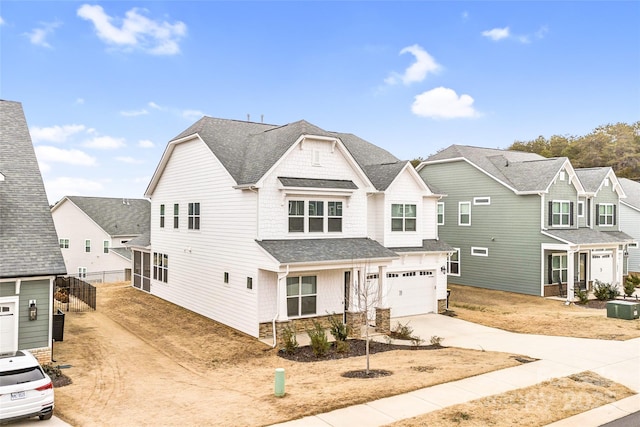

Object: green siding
[593,181,620,232]
[544,174,579,228]
[0,281,16,297]
[421,161,547,296]
[17,279,51,350]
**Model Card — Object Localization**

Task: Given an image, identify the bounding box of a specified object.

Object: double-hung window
[597,203,614,226]
[458,202,471,226]
[286,276,317,317]
[391,204,416,231]
[103,240,110,254]
[437,202,444,225]
[85,239,91,253]
[173,203,179,228]
[551,201,571,226]
[188,202,200,230]
[160,204,165,228]
[59,239,69,249]
[153,252,168,283]
[448,248,460,275]
[551,254,567,283]
[288,200,343,233]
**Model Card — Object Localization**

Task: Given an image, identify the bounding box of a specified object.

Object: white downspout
[272,265,289,348]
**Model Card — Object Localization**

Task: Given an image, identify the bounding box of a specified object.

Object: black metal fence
[54,276,97,312]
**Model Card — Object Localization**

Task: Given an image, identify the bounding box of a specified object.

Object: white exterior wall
[258,138,370,240]
[382,169,432,248]
[388,252,450,305]
[149,139,272,337]
[52,201,131,275]
[367,194,384,242]
[620,203,640,274]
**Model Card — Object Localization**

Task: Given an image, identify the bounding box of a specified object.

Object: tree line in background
[412,122,640,181]
[508,122,640,181]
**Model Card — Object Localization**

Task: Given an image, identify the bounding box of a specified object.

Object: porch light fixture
[29,300,37,321]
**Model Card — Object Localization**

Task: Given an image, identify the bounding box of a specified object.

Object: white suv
[0,350,54,422]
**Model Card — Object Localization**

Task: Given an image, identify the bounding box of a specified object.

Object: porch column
[377,265,388,308]
[567,250,575,301]
[277,274,288,320]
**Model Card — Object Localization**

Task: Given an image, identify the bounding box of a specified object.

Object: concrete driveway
[274,314,640,427]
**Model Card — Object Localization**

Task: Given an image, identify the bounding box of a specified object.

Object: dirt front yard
[52,283,526,426]
[447,284,640,340]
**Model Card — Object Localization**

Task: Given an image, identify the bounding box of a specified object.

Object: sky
[1,1,639,204]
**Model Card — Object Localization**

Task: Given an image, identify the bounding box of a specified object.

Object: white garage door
[591,252,614,284]
[387,270,436,317]
[0,300,18,353]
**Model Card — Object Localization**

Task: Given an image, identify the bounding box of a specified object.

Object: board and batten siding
[257,138,370,240]
[420,161,545,295]
[150,139,267,337]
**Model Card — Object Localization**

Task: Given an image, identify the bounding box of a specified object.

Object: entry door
[0,299,18,353]
[578,253,587,290]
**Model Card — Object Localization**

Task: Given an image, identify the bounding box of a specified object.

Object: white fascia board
[621,200,640,212]
[388,161,434,195]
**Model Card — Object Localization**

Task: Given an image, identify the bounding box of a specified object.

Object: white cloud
[535,26,549,39]
[120,108,149,117]
[77,4,187,55]
[30,124,86,143]
[482,27,510,41]
[385,44,440,86]
[75,98,85,105]
[35,145,97,167]
[182,109,204,121]
[46,177,104,203]
[0,16,5,25]
[24,21,62,48]
[148,101,165,110]
[83,135,126,149]
[138,139,154,148]
[411,87,480,119]
[115,156,143,164]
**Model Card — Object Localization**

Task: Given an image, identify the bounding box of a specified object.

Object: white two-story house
[135,117,452,340]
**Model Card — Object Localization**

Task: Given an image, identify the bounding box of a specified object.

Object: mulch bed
[278,339,442,362]
[577,297,639,309]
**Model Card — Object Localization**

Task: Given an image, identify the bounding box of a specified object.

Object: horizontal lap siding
[384,171,428,248]
[420,162,542,295]
[620,205,640,273]
[18,279,51,349]
[150,140,261,337]
[593,181,620,232]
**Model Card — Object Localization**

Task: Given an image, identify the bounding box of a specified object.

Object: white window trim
[458,202,471,226]
[559,170,566,181]
[577,201,585,218]
[288,199,344,234]
[551,253,568,283]
[473,197,490,205]
[391,203,417,232]
[551,200,571,227]
[103,240,110,254]
[598,203,614,227]
[78,267,87,279]
[85,239,91,253]
[59,238,69,249]
[471,247,488,257]
[437,202,445,226]
[448,248,461,276]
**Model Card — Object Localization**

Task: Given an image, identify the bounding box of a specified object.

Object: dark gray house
[0,100,66,362]
[418,145,634,300]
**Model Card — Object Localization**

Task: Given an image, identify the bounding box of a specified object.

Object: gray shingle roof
[169,117,402,190]
[427,145,567,193]
[256,238,399,264]
[110,247,132,261]
[619,178,640,210]
[544,229,635,245]
[63,196,150,237]
[575,168,612,193]
[125,230,150,249]
[389,239,454,253]
[0,100,67,278]
[278,177,358,190]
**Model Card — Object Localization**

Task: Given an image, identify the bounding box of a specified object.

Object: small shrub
[624,275,639,296]
[430,335,444,346]
[575,287,589,304]
[328,314,351,341]
[280,324,298,355]
[391,321,414,340]
[410,335,424,348]
[335,340,350,354]
[307,321,331,357]
[593,280,620,301]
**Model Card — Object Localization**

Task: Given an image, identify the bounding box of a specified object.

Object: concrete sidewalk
[270,314,640,427]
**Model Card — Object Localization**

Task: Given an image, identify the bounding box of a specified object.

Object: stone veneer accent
[437,299,447,313]
[28,347,52,365]
[345,311,365,338]
[374,307,390,333]
[259,314,339,340]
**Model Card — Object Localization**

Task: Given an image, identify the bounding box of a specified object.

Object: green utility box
[606,301,640,320]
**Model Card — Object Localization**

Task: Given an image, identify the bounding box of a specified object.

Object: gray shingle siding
[0,100,66,278]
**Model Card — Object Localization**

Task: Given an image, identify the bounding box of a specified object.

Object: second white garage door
[387,270,436,318]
